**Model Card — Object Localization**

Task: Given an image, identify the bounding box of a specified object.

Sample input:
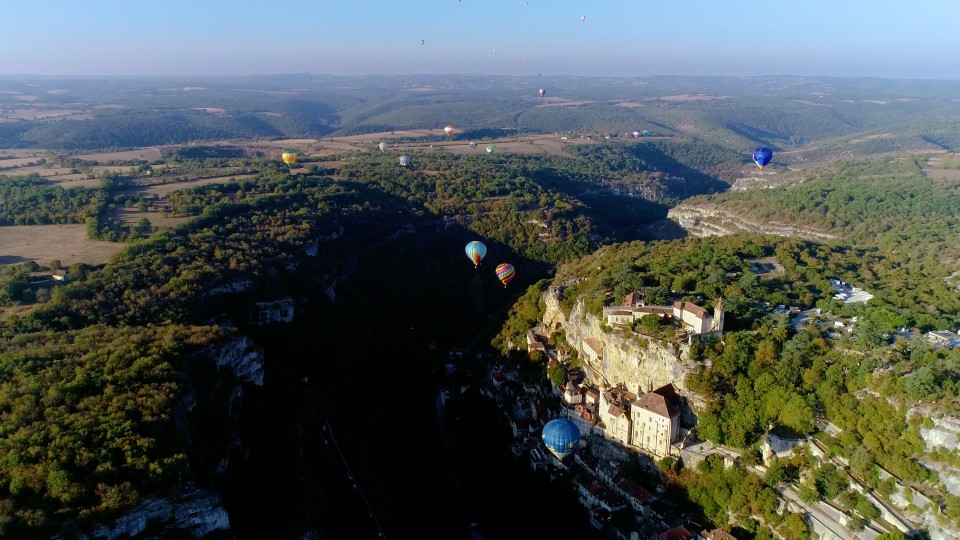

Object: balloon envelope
[465,241,487,268]
[632,131,641,138]
[378,141,389,153]
[281,152,297,166]
[399,155,411,167]
[486,145,495,154]
[542,419,580,461]
[581,15,586,22]
[444,125,455,136]
[642,130,650,136]
[469,142,477,149]
[753,147,773,169]
[495,263,515,286]
[538,88,546,97]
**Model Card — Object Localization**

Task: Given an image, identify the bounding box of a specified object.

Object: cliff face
[542,287,697,396]
[667,203,837,242]
[83,491,230,540]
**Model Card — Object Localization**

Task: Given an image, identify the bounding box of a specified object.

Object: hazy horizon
[3,0,959,79]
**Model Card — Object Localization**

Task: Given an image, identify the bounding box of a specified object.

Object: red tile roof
[674,301,709,319]
[635,388,680,419]
[659,525,695,540]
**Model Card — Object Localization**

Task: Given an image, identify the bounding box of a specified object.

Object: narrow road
[319,418,387,539]
[779,486,852,540]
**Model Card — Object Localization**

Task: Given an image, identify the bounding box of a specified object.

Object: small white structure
[927,330,960,349]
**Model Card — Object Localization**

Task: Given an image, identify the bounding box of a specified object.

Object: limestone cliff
[542,286,700,410]
[668,203,837,242]
[78,491,230,540]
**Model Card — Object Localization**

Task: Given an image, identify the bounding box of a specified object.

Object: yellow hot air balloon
[281,152,297,167]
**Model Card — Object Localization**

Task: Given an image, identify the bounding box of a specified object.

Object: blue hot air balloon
[641,129,650,137]
[753,147,773,169]
[464,241,487,268]
[542,418,580,461]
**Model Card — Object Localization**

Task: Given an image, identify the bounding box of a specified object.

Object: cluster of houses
[481,364,738,540]
[563,381,685,459]
[602,291,725,338]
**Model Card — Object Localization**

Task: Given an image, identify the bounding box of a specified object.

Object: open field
[659,94,731,102]
[113,208,192,228]
[76,148,163,161]
[131,173,259,197]
[0,224,125,266]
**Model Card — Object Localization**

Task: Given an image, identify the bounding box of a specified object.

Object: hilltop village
[477,280,955,540]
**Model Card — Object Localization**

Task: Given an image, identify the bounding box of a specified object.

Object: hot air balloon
[632,130,641,138]
[486,145,495,155]
[753,147,773,169]
[495,263,515,287]
[281,152,297,167]
[399,155,411,167]
[420,39,425,46]
[379,141,389,153]
[523,56,528,62]
[542,419,580,461]
[469,142,477,149]
[444,125,455,137]
[642,130,650,137]
[464,241,487,268]
[538,88,546,97]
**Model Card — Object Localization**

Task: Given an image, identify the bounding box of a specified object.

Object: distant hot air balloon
[495,263,515,287]
[420,39,425,46]
[538,88,546,97]
[492,48,496,54]
[581,15,586,22]
[753,147,773,170]
[444,125,455,137]
[464,241,487,268]
[281,152,297,167]
[632,130,641,138]
[642,129,650,137]
[486,145,495,154]
[399,155,411,167]
[469,141,477,149]
[523,56,528,62]
[379,141,389,153]
[542,419,580,461]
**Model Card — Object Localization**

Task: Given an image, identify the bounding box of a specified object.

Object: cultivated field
[0,224,125,266]
[131,173,259,197]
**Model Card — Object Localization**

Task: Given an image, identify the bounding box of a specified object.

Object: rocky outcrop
[668,203,837,241]
[542,286,698,397]
[205,279,253,297]
[69,491,230,540]
[251,297,295,325]
[211,335,265,386]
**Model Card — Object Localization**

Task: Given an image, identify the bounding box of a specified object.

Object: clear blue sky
[3,0,959,79]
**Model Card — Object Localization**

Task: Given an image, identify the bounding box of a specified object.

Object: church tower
[711,297,725,335]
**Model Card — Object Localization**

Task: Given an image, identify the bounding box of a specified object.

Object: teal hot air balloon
[486,145,495,155]
[542,419,580,461]
[465,241,487,268]
[641,129,650,137]
[753,147,773,170]
[379,141,389,153]
[495,263,515,287]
